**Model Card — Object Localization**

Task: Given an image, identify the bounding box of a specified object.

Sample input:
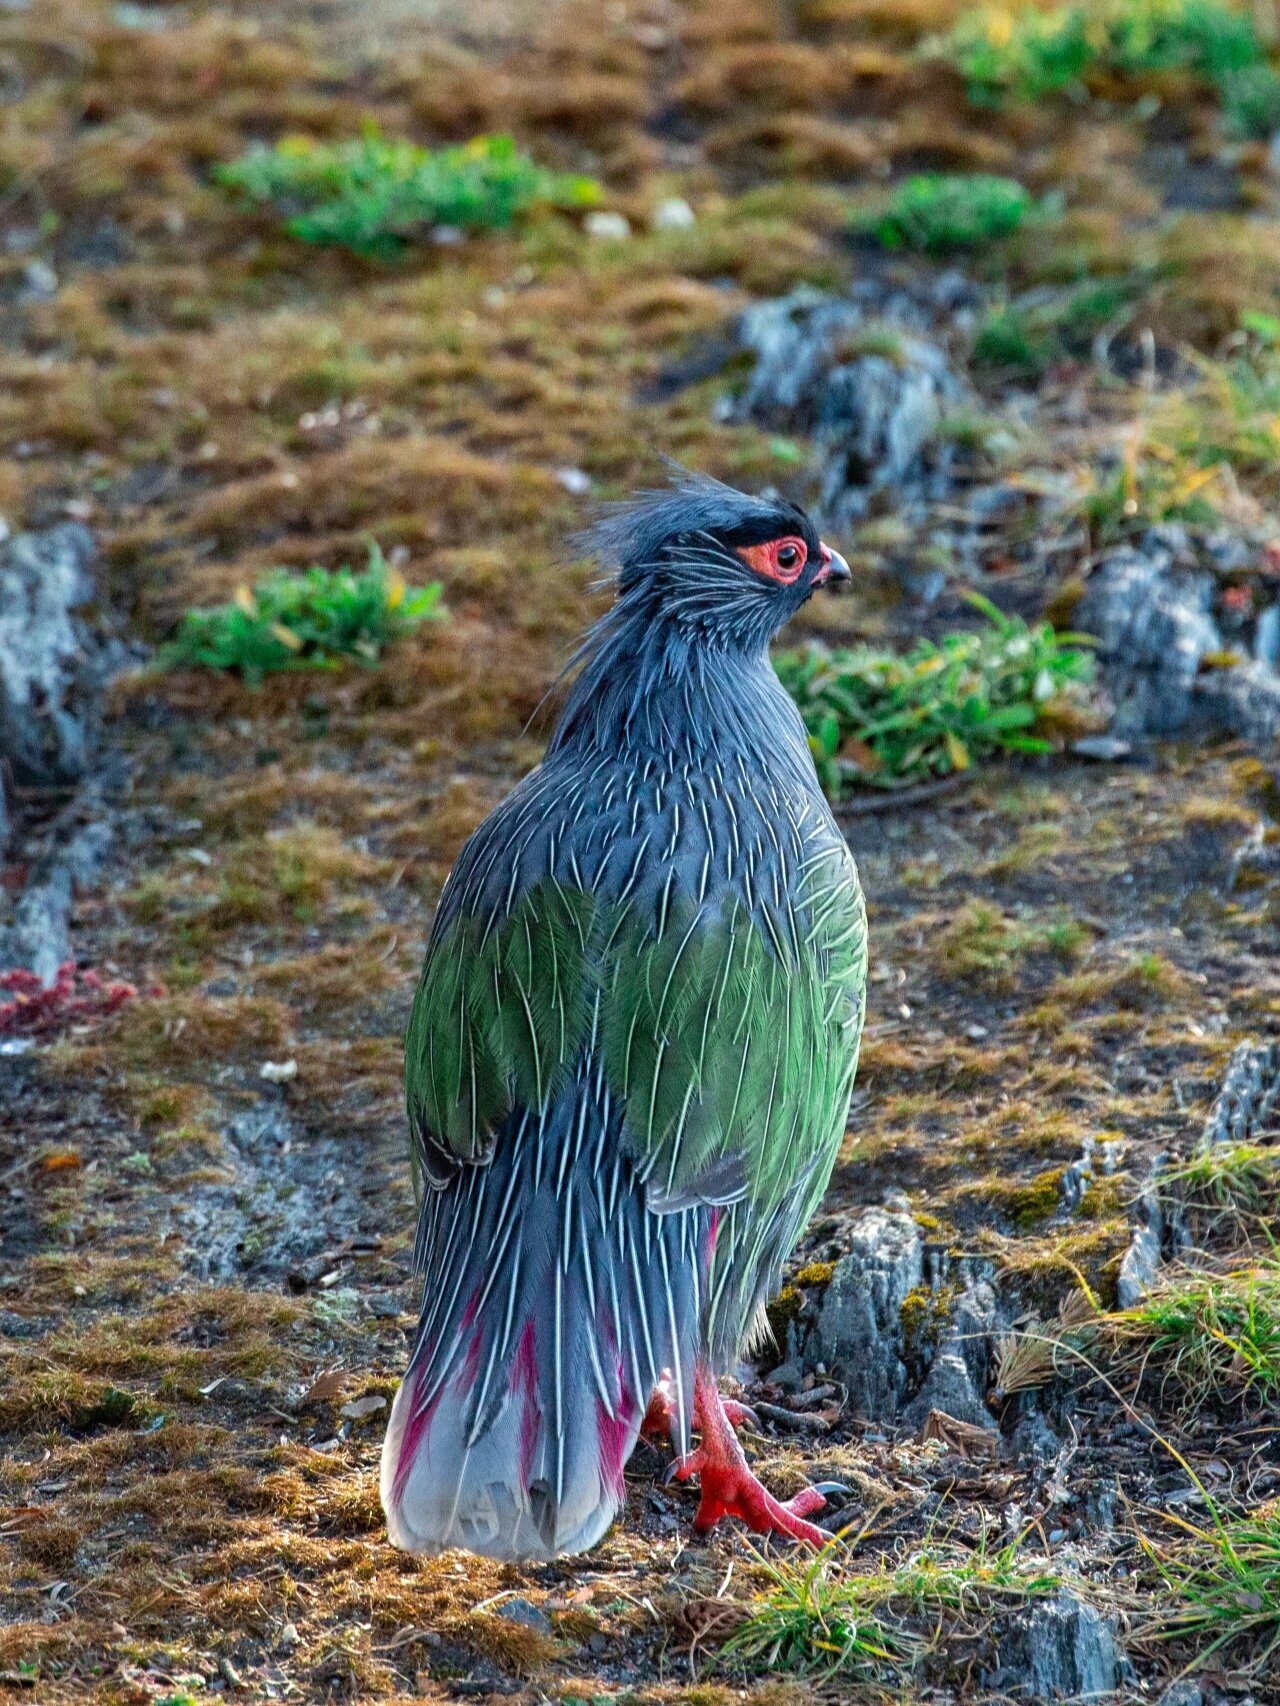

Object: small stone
[584,211,632,240]
[259,1059,298,1084]
[339,1393,387,1421]
[555,466,592,496]
[365,1291,404,1319]
[278,1623,299,1649]
[21,260,58,300]
[431,225,465,245]
[652,196,696,231]
[492,1596,551,1632]
[1157,1682,1203,1706]
[1071,734,1133,761]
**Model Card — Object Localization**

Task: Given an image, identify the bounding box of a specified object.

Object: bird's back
[381,471,867,1560]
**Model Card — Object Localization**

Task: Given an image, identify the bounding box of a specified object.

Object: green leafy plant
[216,130,600,257]
[162,544,445,683]
[775,595,1096,798]
[854,174,1057,253]
[931,0,1264,107]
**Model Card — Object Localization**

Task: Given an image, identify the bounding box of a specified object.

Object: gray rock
[732,285,971,533]
[0,862,73,985]
[1118,1171,1165,1310]
[1195,655,1280,741]
[1006,1406,1065,1464]
[1070,734,1133,761]
[0,526,133,981]
[902,1276,999,1432]
[1202,1039,1280,1148]
[0,817,116,983]
[0,523,101,801]
[1156,1682,1202,1706]
[1080,541,1280,741]
[994,1591,1127,1698]
[1079,545,1219,736]
[804,1208,922,1418]
[902,1349,992,1431]
[493,1596,551,1633]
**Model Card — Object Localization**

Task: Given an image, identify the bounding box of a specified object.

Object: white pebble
[584,211,632,240]
[555,467,592,496]
[652,196,695,231]
[259,1059,298,1084]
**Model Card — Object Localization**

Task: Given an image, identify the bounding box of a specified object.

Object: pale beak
[817,543,851,585]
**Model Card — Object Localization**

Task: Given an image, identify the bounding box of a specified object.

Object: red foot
[668,1365,830,1546]
[642,1376,758,1442]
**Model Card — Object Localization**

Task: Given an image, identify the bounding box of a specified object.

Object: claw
[722,1400,763,1434]
[809,1481,851,1497]
[661,1458,682,1488]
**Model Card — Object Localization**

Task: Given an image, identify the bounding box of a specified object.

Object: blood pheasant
[381,473,867,1559]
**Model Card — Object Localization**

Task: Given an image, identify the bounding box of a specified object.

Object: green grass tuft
[718,1532,1063,1677]
[854,174,1056,253]
[216,130,600,257]
[1147,1507,1280,1670]
[161,544,445,683]
[931,0,1264,107]
[1113,1259,1280,1409]
[973,278,1143,377]
[775,594,1095,797]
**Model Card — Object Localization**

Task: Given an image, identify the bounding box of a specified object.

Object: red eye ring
[738,536,808,585]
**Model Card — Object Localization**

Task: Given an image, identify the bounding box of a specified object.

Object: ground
[2,0,1280,1701]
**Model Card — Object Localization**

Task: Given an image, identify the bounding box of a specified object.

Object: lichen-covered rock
[991,1591,1127,1698]
[1080,538,1280,740]
[801,1207,922,1418]
[901,1277,999,1432]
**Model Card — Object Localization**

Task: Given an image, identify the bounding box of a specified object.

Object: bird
[380,469,868,1560]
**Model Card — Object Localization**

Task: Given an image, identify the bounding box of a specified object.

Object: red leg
[642,1375,758,1442]
[668,1364,830,1546]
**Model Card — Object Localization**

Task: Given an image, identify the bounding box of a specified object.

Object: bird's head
[581,468,850,653]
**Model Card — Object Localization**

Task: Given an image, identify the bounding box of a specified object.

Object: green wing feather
[406,839,866,1222]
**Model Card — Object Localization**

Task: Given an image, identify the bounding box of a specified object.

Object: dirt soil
[2,1,1280,1702]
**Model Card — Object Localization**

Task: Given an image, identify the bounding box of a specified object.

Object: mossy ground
[2,1,1280,1700]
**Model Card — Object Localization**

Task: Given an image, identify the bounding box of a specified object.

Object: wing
[405,761,867,1217]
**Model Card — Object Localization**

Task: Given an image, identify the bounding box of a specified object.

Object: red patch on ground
[0,962,160,1037]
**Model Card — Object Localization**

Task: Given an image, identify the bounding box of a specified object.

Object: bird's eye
[736,535,808,584]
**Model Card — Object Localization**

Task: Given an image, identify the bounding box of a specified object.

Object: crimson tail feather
[380,1071,711,1560]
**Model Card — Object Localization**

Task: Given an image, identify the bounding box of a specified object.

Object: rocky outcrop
[1202,1038,1280,1148]
[804,1207,923,1418]
[784,1206,1001,1431]
[730,276,977,562]
[0,523,105,826]
[1080,534,1280,741]
[991,1591,1129,1699]
[0,524,129,982]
